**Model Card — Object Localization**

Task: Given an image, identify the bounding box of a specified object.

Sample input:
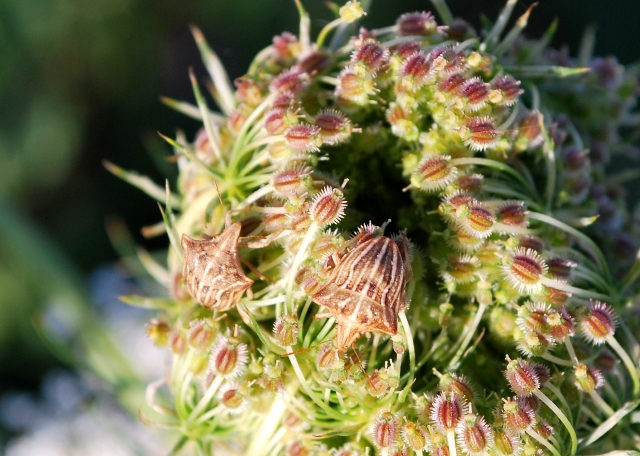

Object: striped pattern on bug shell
[312,236,406,350]
[181,222,253,311]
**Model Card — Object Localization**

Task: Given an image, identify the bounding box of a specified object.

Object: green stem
[450,157,537,198]
[187,375,224,423]
[587,390,615,418]
[606,334,640,397]
[526,428,561,456]
[534,389,578,455]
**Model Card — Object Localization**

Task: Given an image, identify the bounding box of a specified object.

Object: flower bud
[411,154,457,192]
[273,314,300,346]
[270,68,309,94]
[316,342,344,371]
[439,373,476,403]
[504,357,540,396]
[315,109,352,145]
[298,50,330,75]
[514,111,544,152]
[401,420,428,452]
[438,73,467,94]
[397,11,438,36]
[271,165,312,196]
[573,363,605,392]
[209,335,249,378]
[459,77,490,111]
[458,202,495,238]
[496,201,528,229]
[309,185,347,225]
[503,248,548,294]
[493,430,523,456]
[272,32,298,61]
[455,411,494,455]
[463,117,499,151]
[547,257,576,280]
[264,107,298,135]
[351,39,388,75]
[372,412,399,449]
[546,307,575,340]
[441,254,479,285]
[502,397,536,434]
[147,318,171,346]
[490,75,523,106]
[399,52,431,92]
[580,300,618,344]
[285,123,323,152]
[187,319,217,350]
[218,382,249,414]
[430,393,463,431]
[336,68,373,105]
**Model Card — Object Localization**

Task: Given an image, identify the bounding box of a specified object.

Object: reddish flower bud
[169,331,186,355]
[315,109,352,145]
[315,342,344,371]
[544,285,572,307]
[264,107,298,135]
[458,202,495,238]
[372,412,399,449]
[580,300,618,344]
[516,302,550,334]
[456,173,484,193]
[441,254,479,284]
[187,319,217,350]
[514,111,544,151]
[459,77,490,110]
[573,363,605,392]
[439,374,476,403]
[209,335,248,378]
[503,248,548,294]
[394,41,422,59]
[546,307,575,340]
[455,411,494,456]
[496,201,528,228]
[285,123,323,152]
[502,396,536,434]
[397,11,438,36]
[464,117,499,151]
[351,39,389,74]
[218,382,249,414]
[562,146,590,171]
[490,75,523,106]
[430,393,463,431]
[286,440,311,456]
[367,366,399,397]
[438,73,466,94]
[271,165,312,196]
[234,77,263,106]
[309,185,347,225]
[518,235,545,253]
[399,52,431,91]
[336,68,373,104]
[270,68,309,94]
[310,230,343,260]
[297,50,330,75]
[548,257,576,280]
[273,314,300,346]
[411,154,457,191]
[273,32,298,61]
[504,357,540,396]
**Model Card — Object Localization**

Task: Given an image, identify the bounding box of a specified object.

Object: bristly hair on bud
[371,411,399,449]
[399,52,431,92]
[285,123,323,152]
[309,182,348,226]
[573,363,605,392]
[397,11,439,36]
[457,201,495,239]
[410,154,458,192]
[455,409,494,456]
[463,117,500,151]
[351,39,389,76]
[273,314,300,347]
[430,392,463,431]
[208,334,249,379]
[504,357,540,396]
[459,77,491,111]
[580,300,618,345]
[218,381,249,415]
[440,254,479,285]
[271,165,312,197]
[490,75,523,106]
[502,248,548,294]
[339,1,366,23]
[314,109,352,145]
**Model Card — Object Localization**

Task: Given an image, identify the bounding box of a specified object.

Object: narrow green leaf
[118,295,176,310]
[103,160,180,207]
[578,400,640,450]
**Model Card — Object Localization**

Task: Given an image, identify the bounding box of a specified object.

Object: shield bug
[181,212,254,311]
[312,232,411,351]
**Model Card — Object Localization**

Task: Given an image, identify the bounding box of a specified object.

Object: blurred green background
[1,0,639,449]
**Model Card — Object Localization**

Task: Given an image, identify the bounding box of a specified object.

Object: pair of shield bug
[181,212,412,351]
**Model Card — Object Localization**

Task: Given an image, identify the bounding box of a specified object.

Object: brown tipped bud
[438,73,466,94]
[315,342,344,371]
[372,412,399,449]
[272,32,298,61]
[441,254,479,285]
[169,331,186,355]
[394,41,422,59]
[271,165,312,196]
[430,393,463,431]
[234,77,263,106]
[397,11,438,36]
[411,154,457,192]
[270,68,309,94]
[187,319,217,350]
[209,335,248,378]
[285,123,323,152]
[273,314,300,347]
[496,201,528,228]
[401,420,428,452]
[464,117,499,151]
[494,430,523,455]
[503,248,548,294]
[546,307,575,340]
[264,108,298,135]
[315,109,352,145]
[518,235,545,253]
[580,301,618,344]
[548,257,576,281]
[351,39,388,74]
[491,75,523,106]
[146,318,171,346]
[218,382,248,414]
[502,397,536,434]
[399,52,431,91]
[455,411,494,455]
[298,50,330,75]
[309,185,347,225]
[515,111,544,152]
[573,363,605,392]
[459,77,490,110]
[336,68,373,105]
[563,146,590,171]
[459,202,495,238]
[367,365,400,397]
[504,357,540,396]
[439,374,476,403]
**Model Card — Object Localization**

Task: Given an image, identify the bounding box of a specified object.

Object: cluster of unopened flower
[120,1,640,455]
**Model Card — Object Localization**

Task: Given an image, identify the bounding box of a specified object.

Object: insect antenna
[281,337,333,357]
